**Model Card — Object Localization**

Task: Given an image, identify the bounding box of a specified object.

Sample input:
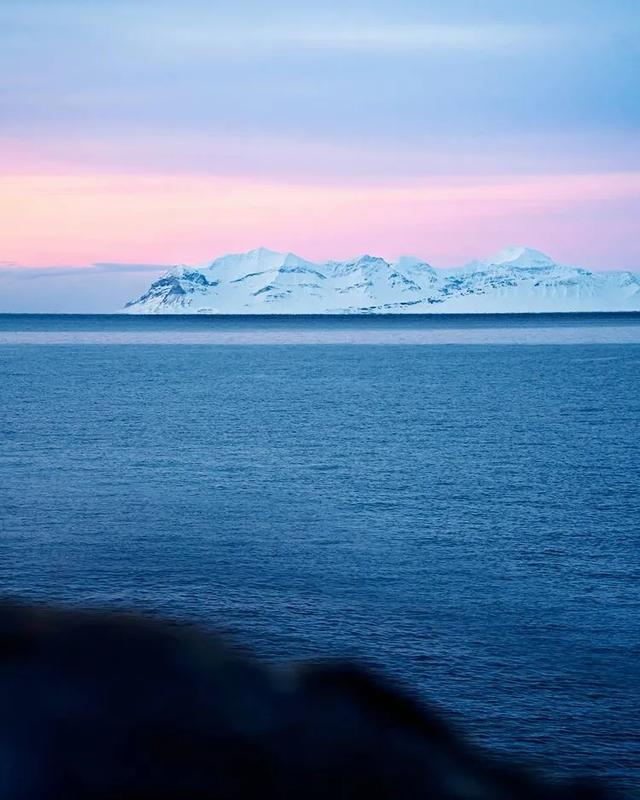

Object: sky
[1,0,639,308]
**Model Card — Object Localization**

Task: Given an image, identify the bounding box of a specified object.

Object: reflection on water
[1,312,640,344]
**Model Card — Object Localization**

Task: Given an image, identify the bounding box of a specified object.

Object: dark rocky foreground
[0,602,617,799]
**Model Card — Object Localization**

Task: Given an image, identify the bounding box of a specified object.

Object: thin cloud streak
[4,132,640,182]
[152,22,568,55]
[0,263,169,279]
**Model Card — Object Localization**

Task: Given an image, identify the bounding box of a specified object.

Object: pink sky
[3,2,640,272]
[2,165,639,269]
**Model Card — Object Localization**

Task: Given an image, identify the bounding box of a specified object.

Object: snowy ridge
[124,246,640,314]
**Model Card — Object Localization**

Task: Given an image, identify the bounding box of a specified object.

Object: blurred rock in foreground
[0,602,613,799]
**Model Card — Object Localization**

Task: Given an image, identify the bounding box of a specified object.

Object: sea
[1,313,639,791]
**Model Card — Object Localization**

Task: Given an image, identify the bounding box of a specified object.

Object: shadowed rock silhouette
[0,602,613,799]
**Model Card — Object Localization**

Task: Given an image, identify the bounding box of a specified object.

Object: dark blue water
[1,315,639,790]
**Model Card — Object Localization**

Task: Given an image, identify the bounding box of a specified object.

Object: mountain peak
[353,254,388,265]
[245,246,283,258]
[484,246,556,268]
[395,256,435,272]
[205,248,315,280]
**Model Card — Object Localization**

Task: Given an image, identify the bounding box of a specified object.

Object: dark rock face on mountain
[0,602,612,799]
[125,269,219,312]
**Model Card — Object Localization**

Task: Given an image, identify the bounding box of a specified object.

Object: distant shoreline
[1,311,640,322]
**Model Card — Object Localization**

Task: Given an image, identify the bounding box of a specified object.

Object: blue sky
[3,1,639,164]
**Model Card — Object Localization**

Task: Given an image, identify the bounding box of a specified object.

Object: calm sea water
[1,314,639,790]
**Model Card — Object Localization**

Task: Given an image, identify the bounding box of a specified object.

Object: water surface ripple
[1,314,639,791]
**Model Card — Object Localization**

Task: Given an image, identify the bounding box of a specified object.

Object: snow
[123,247,640,314]
[482,246,557,268]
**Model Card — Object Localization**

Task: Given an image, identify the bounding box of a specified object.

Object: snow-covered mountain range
[124,246,640,314]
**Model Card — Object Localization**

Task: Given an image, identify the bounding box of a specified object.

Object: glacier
[124,246,640,314]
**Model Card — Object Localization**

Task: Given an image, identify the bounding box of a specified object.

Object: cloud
[149,22,565,55]
[1,0,638,166]
[91,262,170,273]
[0,263,168,279]
[0,262,167,313]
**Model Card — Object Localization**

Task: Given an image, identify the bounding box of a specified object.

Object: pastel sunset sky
[2,0,639,276]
